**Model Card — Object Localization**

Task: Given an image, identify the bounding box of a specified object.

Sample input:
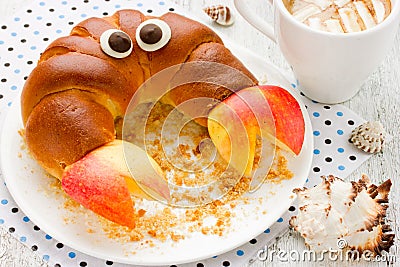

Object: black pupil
[108,32,131,53]
[139,24,163,45]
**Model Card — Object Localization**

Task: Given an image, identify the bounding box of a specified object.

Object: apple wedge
[208,85,305,176]
[61,140,169,228]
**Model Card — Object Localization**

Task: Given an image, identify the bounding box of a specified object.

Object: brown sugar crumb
[251,135,293,183]
[178,144,191,159]
[193,144,201,156]
[49,178,62,190]
[201,227,211,235]
[185,209,202,222]
[41,177,66,198]
[18,128,26,138]
[147,229,157,237]
[170,232,185,242]
[101,206,182,243]
[138,209,146,217]
[59,101,295,246]
[18,129,28,150]
[266,149,294,183]
[146,240,155,248]
[63,197,81,210]
[125,102,229,189]
[65,149,291,244]
[252,137,263,170]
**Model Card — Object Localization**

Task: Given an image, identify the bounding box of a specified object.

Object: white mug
[234,0,400,104]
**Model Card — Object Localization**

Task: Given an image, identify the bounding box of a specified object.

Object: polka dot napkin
[0,0,372,266]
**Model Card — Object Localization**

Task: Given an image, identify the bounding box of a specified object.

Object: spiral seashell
[203,5,235,26]
[290,175,394,256]
[350,121,386,154]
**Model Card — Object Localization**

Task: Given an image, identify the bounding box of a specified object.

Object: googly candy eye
[100,29,133,58]
[136,19,171,52]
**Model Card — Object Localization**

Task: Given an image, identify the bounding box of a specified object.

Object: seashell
[290,175,394,255]
[350,121,386,154]
[203,5,235,26]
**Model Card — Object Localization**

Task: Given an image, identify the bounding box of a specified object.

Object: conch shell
[290,175,394,256]
[350,121,386,154]
[203,5,235,26]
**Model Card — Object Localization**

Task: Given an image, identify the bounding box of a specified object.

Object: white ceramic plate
[1,42,313,265]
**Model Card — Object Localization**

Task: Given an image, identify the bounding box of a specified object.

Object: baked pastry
[22,10,257,179]
[21,10,257,227]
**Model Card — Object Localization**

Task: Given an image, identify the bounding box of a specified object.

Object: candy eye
[136,19,171,52]
[100,29,133,58]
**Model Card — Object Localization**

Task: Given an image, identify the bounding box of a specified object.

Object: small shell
[203,5,235,26]
[350,121,386,154]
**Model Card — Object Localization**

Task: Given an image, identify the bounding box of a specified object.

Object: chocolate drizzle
[139,24,163,45]
[108,31,132,53]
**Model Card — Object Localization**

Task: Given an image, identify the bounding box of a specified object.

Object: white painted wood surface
[0,0,399,266]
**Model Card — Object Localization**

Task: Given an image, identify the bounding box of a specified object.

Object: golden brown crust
[187,43,257,84]
[146,12,223,76]
[71,17,116,39]
[117,10,149,75]
[25,90,115,178]
[40,35,145,100]
[21,53,135,124]
[21,10,258,178]
[165,42,258,126]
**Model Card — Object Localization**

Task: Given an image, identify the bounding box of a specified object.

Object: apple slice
[208,85,305,176]
[61,140,169,228]
[207,94,259,176]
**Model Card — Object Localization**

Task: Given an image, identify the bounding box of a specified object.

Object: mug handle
[233,0,276,42]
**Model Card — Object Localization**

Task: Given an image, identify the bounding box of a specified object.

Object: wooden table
[0,0,399,266]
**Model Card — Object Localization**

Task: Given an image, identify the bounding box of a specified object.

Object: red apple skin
[208,88,265,176]
[257,85,305,155]
[61,140,170,228]
[62,148,136,228]
[208,85,305,175]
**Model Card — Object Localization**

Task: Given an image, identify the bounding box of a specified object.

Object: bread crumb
[55,101,294,245]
